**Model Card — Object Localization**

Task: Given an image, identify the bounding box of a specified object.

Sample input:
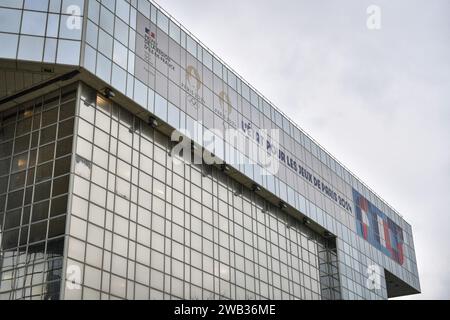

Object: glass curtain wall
[62,83,340,300]
[0,84,77,300]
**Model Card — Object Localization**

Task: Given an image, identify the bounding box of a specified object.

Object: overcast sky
[155,0,450,299]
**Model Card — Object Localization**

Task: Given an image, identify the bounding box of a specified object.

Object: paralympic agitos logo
[181,65,236,128]
[182,65,237,128]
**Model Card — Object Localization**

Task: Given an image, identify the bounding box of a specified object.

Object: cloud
[155,0,450,299]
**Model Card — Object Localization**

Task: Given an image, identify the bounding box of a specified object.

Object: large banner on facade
[134,11,354,213]
[353,189,404,265]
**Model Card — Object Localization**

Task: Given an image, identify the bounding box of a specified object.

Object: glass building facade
[0,85,76,299]
[0,0,419,300]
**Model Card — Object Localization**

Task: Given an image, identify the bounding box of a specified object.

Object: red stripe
[383,221,391,251]
[397,243,404,265]
[360,197,369,212]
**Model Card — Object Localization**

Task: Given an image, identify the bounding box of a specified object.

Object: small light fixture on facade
[104,88,115,99]
[279,202,287,210]
[128,121,138,134]
[148,116,159,128]
[324,231,334,238]
[303,217,311,225]
[251,184,261,192]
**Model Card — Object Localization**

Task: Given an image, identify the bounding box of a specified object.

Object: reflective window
[32,200,50,222]
[169,20,180,43]
[18,35,44,61]
[44,38,57,63]
[114,16,128,45]
[137,0,150,19]
[40,125,57,145]
[56,39,80,65]
[84,44,97,73]
[116,0,130,24]
[76,140,92,164]
[29,221,48,242]
[1,0,23,9]
[134,79,147,108]
[203,50,213,71]
[96,53,111,82]
[51,195,68,217]
[186,35,197,57]
[99,5,114,34]
[87,0,100,24]
[111,64,127,93]
[42,108,58,127]
[83,265,101,290]
[21,11,47,36]
[156,10,168,34]
[113,39,127,69]
[86,20,98,48]
[52,175,69,197]
[33,181,51,203]
[49,0,62,13]
[14,136,30,155]
[24,0,49,11]
[58,118,75,139]
[110,275,126,298]
[154,93,167,121]
[35,162,53,182]
[9,171,26,191]
[0,8,22,33]
[87,223,103,247]
[213,57,223,78]
[47,14,59,38]
[98,29,113,59]
[0,33,18,59]
[167,102,179,128]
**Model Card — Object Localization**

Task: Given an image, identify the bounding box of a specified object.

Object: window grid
[0,84,77,300]
[64,85,334,300]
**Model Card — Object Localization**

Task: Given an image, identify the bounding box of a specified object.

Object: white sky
[155,0,450,299]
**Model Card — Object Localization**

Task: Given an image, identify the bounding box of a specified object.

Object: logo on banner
[182,65,205,110]
[353,189,404,265]
[215,91,236,128]
[219,91,233,118]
